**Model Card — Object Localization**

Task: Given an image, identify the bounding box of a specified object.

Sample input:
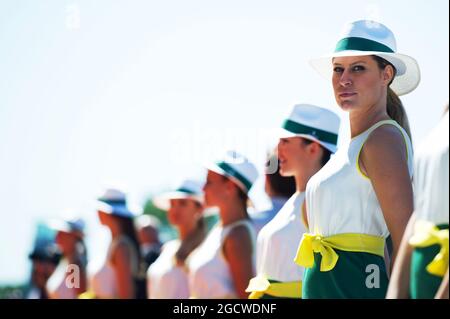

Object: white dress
[89,236,138,298]
[256,192,307,282]
[46,259,78,299]
[147,240,190,299]
[413,111,449,225]
[306,120,414,238]
[188,220,255,298]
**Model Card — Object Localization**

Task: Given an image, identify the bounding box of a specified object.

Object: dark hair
[73,237,88,268]
[372,55,412,140]
[237,186,249,207]
[265,153,296,198]
[302,139,332,167]
[115,215,143,267]
[114,215,147,298]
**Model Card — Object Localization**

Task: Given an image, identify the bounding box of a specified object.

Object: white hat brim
[310,50,420,96]
[153,192,204,211]
[278,128,338,153]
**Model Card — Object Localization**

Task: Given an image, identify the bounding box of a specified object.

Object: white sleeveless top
[90,236,139,298]
[147,240,190,299]
[306,120,414,238]
[46,259,78,299]
[188,220,256,299]
[414,112,449,225]
[251,197,289,235]
[256,192,307,282]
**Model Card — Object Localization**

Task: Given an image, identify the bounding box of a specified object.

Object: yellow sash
[246,276,302,299]
[294,233,385,272]
[409,220,449,277]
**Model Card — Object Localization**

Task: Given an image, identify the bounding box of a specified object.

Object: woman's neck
[65,247,80,264]
[349,106,390,138]
[219,199,248,226]
[177,222,198,241]
[64,251,76,263]
[294,163,323,192]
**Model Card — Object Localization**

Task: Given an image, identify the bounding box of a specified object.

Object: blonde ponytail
[386,87,412,140]
[373,55,413,141]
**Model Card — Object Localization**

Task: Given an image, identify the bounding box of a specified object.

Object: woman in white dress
[46,218,87,299]
[246,104,340,299]
[82,188,142,299]
[147,179,206,299]
[295,20,418,298]
[387,107,449,299]
[188,151,258,299]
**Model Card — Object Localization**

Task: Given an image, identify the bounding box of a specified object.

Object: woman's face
[203,170,229,207]
[277,137,310,176]
[98,210,107,225]
[332,55,391,112]
[167,198,201,228]
[55,231,77,255]
[98,210,115,228]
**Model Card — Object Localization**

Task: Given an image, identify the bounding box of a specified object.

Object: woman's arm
[360,126,414,268]
[386,213,416,298]
[223,225,255,299]
[112,243,135,299]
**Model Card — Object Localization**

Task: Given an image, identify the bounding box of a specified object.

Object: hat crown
[224,150,259,183]
[175,179,203,196]
[337,20,397,53]
[215,150,259,192]
[98,188,127,203]
[66,218,85,233]
[96,188,137,218]
[48,217,85,236]
[286,104,340,135]
[152,178,204,211]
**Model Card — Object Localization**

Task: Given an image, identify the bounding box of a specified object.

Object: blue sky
[0,0,448,285]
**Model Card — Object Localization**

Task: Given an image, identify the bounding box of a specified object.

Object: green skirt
[410,224,449,299]
[302,249,388,299]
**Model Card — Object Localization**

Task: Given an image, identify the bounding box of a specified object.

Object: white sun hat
[49,217,85,238]
[279,104,341,153]
[96,187,137,218]
[206,150,259,194]
[310,19,420,96]
[153,179,204,211]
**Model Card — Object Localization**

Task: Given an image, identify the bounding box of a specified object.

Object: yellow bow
[409,220,449,277]
[295,233,385,272]
[294,234,339,272]
[246,276,302,299]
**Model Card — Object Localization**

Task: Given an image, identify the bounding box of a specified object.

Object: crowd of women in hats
[28,19,448,299]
